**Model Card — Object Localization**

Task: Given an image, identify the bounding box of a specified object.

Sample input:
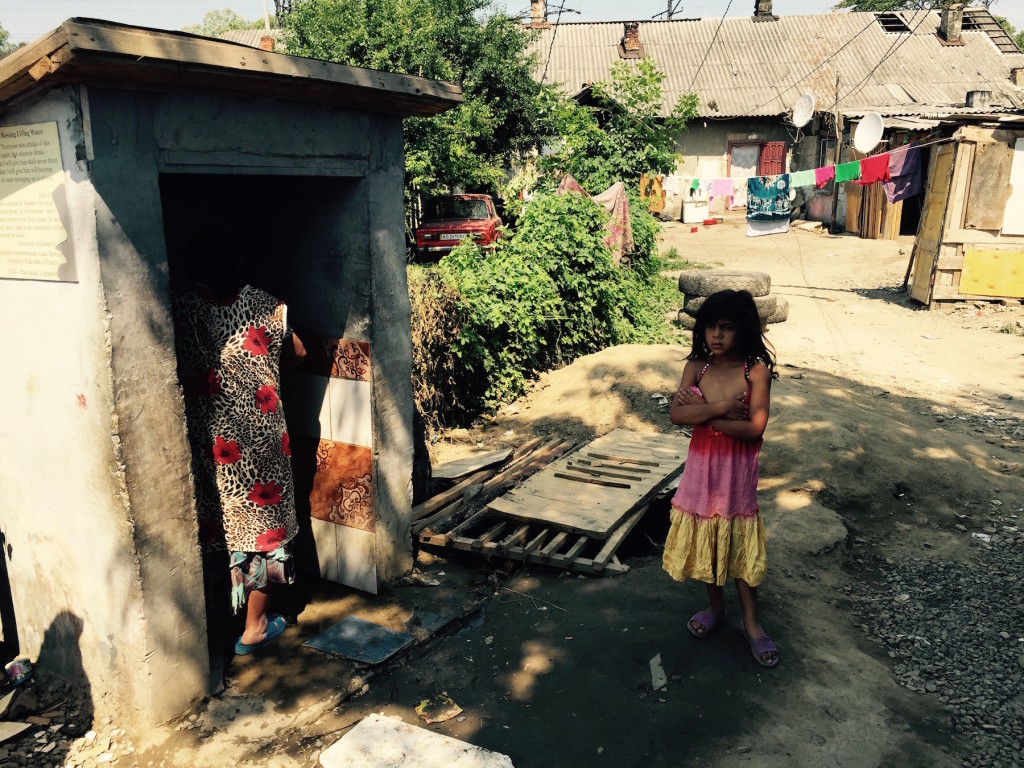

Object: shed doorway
[159,172,375,676]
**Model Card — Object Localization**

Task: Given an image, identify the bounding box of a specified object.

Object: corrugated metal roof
[529,10,1024,119]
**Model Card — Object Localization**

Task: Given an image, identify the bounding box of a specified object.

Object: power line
[686,0,733,92]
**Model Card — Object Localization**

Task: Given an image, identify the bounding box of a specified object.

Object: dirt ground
[244,213,1022,767]
[12,212,1023,767]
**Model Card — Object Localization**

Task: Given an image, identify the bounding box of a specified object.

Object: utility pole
[830,74,843,234]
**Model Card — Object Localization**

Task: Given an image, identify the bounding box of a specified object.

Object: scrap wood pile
[414,430,687,576]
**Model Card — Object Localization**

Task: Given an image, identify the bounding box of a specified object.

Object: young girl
[663,289,779,668]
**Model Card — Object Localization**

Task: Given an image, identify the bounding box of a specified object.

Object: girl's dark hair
[688,289,778,378]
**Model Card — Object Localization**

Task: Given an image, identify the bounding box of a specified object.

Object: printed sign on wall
[0,122,77,282]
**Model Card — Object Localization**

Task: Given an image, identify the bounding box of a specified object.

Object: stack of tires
[675,270,789,331]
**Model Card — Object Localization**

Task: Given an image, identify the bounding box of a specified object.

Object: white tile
[336,526,378,594]
[309,518,339,583]
[327,378,372,448]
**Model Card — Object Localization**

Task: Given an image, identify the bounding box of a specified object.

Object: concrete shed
[0,19,460,725]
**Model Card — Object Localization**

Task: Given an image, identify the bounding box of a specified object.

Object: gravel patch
[850,520,1024,768]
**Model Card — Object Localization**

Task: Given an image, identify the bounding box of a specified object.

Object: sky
[4,0,1023,45]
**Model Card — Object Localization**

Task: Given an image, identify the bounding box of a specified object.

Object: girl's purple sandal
[740,628,780,668]
[235,615,287,656]
[687,610,723,638]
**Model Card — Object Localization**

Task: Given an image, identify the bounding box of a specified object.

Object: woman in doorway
[174,231,306,656]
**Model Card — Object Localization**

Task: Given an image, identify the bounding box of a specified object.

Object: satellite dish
[792,93,815,128]
[854,112,885,153]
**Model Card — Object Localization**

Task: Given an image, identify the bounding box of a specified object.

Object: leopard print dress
[174,284,299,555]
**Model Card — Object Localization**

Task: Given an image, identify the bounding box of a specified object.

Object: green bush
[409,190,693,430]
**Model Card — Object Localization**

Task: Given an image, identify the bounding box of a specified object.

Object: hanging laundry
[710,178,735,210]
[789,169,816,188]
[746,174,792,223]
[814,166,835,188]
[858,153,891,185]
[689,178,701,192]
[882,143,922,203]
[834,161,861,184]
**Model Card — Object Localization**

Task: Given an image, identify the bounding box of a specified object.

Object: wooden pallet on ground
[417,430,688,575]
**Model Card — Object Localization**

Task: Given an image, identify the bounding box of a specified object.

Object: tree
[182,8,267,38]
[538,58,698,192]
[282,0,547,198]
[1,22,25,58]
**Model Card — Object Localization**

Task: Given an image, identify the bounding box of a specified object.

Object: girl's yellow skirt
[662,505,767,587]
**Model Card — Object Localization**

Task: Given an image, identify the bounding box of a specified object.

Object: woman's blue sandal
[235,614,287,656]
[687,610,723,638]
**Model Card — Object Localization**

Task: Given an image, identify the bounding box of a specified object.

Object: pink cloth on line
[858,153,891,185]
[709,178,735,209]
[814,166,835,188]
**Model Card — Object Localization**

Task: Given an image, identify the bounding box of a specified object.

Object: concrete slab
[304,616,414,664]
[319,712,514,768]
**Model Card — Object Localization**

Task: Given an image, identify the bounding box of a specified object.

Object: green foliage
[1,22,25,58]
[182,7,267,37]
[538,58,697,191]
[410,190,690,423]
[284,0,546,199]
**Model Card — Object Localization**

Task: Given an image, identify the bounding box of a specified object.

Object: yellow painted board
[959,249,1024,297]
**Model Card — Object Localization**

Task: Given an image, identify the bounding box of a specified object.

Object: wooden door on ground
[909,142,956,304]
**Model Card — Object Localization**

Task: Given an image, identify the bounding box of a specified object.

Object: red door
[758,141,787,175]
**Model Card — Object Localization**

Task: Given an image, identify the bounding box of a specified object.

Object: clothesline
[683,136,952,204]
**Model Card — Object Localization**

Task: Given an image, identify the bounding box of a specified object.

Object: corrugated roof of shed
[530,9,1024,119]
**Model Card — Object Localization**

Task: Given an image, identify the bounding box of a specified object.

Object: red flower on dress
[212,436,242,464]
[255,385,279,414]
[281,431,291,457]
[243,325,272,356]
[256,526,287,550]
[184,369,222,397]
[249,481,283,507]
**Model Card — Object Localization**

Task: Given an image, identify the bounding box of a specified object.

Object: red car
[414,194,503,257]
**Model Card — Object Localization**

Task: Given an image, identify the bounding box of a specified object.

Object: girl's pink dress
[662,361,767,586]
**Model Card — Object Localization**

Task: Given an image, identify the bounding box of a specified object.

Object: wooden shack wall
[910,126,1024,306]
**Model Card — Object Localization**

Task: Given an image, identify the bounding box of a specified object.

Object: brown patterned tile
[309,439,374,531]
[304,337,372,382]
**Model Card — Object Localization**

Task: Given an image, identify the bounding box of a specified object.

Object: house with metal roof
[527,0,1024,235]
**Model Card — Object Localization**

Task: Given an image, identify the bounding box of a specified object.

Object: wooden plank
[575,458,652,474]
[554,472,631,489]
[522,529,548,556]
[584,451,661,466]
[445,508,490,542]
[540,531,569,559]
[411,498,463,535]
[427,447,513,481]
[959,248,1024,297]
[964,141,1015,231]
[479,438,569,493]
[910,142,956,304]
[563,536,590,561]
[1003,138,1024,236]
[488,495,617,539]
[845,182,862,234]
[943,228,1024,245]
[472,521,508,550]
[496,525,529,553]
[592,505,648,571]
[563,463,645,481]
[412,467,495,519]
